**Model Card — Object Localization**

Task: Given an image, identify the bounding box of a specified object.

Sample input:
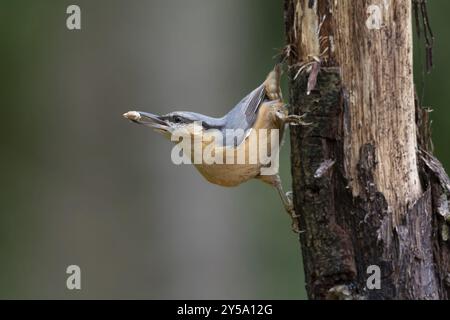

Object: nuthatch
[123,65,307,232]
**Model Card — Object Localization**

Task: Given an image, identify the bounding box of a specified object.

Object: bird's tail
[264,64,283,101]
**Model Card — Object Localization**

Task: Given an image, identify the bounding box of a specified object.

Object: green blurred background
[0,1,448,299]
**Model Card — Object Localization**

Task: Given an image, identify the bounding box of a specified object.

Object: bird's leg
[274,176,300,233]
[258,174,300,233]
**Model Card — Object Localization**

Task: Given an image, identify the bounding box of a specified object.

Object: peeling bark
[285,0,450,300]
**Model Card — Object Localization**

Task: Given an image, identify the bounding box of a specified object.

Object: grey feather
[168,83,267,147]
[222,83,266,146]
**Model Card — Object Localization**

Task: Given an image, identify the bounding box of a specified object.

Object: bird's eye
[172,115,183,124]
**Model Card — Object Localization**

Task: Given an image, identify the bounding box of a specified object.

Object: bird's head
[123,110,223,140]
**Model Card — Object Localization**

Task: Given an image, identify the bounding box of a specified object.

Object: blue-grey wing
[223,83,266,146]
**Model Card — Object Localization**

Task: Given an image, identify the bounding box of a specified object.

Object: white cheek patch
[366,5,383,30]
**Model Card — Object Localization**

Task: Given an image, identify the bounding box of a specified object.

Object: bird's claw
[286,114,311,126]
[285,191,300,233]
[286,191,293,202]
[290,214,300,233]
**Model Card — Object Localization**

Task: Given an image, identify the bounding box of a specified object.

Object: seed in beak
[123,111,141,121]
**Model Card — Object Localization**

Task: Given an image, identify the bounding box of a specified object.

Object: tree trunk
[284,0,450,300]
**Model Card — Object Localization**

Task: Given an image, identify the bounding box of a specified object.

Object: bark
[284,0,450,300]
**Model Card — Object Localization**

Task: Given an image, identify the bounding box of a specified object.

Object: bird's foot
[270,174,302,234]
[286,114,311,126]
[290,211,300,233]
[285,191,301,233]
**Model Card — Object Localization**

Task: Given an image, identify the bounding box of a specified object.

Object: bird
[123,65,308,232]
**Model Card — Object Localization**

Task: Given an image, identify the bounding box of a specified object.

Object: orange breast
[194,101,287,187]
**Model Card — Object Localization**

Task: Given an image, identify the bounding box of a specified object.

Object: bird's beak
[123,111,170,133]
